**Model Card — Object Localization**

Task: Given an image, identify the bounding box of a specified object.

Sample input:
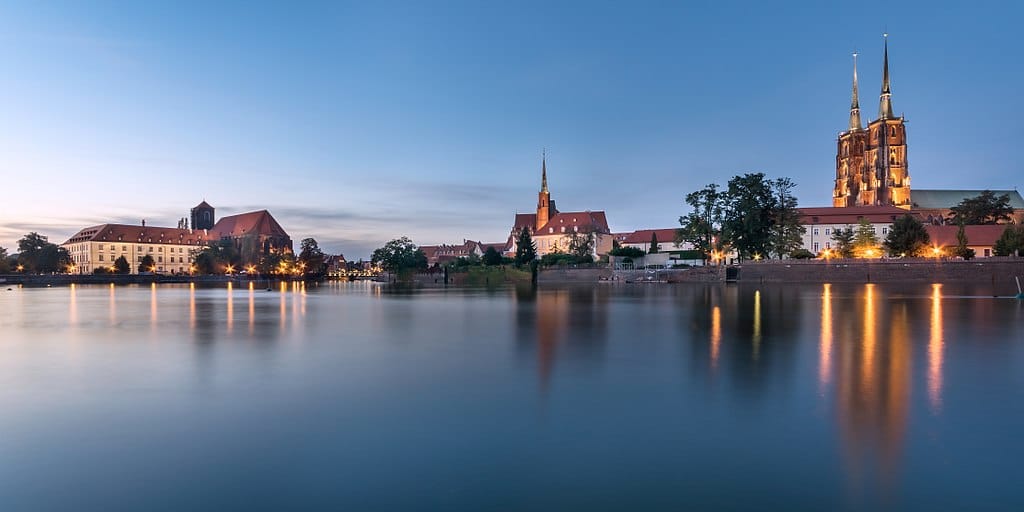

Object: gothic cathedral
[833,36,910,209]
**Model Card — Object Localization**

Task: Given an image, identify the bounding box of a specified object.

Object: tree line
[678,173,804,262]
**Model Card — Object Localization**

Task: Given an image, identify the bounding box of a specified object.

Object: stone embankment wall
[739,258,1024,285]
[538,267,612,283]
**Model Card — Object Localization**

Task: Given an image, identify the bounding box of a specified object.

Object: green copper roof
[911,189,1024,209]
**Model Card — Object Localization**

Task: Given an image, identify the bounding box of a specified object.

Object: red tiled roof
[212,210,289,238]
[480,242,509,252]
[512,213,536,233]
[63,224,218,246]
[535,211,610,234]
[621,228,680,245]
[925,225,1007,247]
[798,206,920,225]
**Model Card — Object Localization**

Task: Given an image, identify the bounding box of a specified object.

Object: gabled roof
[212,210,289,238]
[535,211,610,234]
[912,189,1024,210]
[798,206,919,225]
[193,200,214,209]
[620,228,681,245]
[925,225,1007,248]
[512,213,536,233]
[480,241,509,253]
[63,224,217,246]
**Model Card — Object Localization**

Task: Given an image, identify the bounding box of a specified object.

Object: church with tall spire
[833,35,911,209]
[507,152,612,257]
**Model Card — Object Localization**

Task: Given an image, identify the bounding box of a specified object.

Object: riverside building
[507,153,613,258]
[62,201,293,274]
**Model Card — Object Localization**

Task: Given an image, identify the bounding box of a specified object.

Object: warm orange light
[225,265,235,274]
[932,246,941,257]
[247,265,256,274]
[16,264,24,272]
[865,248,875,257]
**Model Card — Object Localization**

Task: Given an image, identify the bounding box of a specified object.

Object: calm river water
[1,281,1022,511]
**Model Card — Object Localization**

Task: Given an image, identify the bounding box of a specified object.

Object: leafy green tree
[769,177,805,258]
[566,227,596,260]
[371,237,428,275]
[514,227,537,265]
[139,254,157,272]
[678,183,723,264]
[193,239,241,274]
[609,246,645,258]
[831,228,855,258]
[852,220,880,257]
[790,249,816,259]
[950,190,1015,225]
[113,255,131,274]
[721,173,776,259]
[953,222,975,260]
[540,252,580,267]
[993,225,1024,257]
[298,238,326,276]
[648,232,660,254]
[17,232,71,273]
[884,214,931,257]
[482,246,503,266]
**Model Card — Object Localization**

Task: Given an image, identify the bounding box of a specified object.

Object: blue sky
[1,1,1021,258]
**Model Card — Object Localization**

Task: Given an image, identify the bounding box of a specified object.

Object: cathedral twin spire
[848,34,896,131]
[878,34,895,119]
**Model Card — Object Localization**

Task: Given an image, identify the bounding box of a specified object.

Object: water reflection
[819,283,832,390]
[109,283,117,325]
[929,284,943,413]
[69,283,77,325]
[515,286,609,392]
[150,282,158,328]
[835,284,912,505]
[710,305,721,370]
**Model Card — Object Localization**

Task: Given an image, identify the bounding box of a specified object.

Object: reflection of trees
[683,284,805,399]
[514,286,609,392]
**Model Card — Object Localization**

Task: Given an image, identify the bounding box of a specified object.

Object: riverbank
[0,274,301,287]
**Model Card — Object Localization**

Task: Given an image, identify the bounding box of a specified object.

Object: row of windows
[97,245,187,253]
[811,226,889,236]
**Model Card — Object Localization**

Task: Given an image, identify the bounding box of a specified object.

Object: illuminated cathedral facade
[833,36,911,209]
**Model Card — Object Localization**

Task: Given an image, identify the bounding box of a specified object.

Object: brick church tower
[833,36,911,209]
[536,151,557,230]
[191,200,216,231]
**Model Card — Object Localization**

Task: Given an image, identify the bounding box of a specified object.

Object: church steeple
[849,52,862,131]
[541,149,548,193]
[536,150,553,231]
[878,34,895,119]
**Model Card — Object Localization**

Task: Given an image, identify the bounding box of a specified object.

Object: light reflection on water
[0,281,1021,510]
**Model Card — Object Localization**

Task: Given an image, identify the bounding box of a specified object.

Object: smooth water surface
[1,281,1023,511]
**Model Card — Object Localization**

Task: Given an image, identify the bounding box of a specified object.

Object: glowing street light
[932,246,942,257]
[865,248,875,258]
[225,264,235,275]
[16,264,24,272]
